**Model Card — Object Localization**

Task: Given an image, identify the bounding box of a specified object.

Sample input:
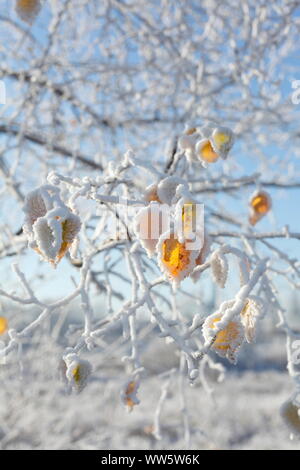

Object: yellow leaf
[249,191,271,225]
[161,236,191,279]
[251,193,271,214]
[72,365,81,384]
[210,317,241,351]
[197,140,219,163]
[211,127,234,158]
[202,312,244,363]
[56,219,75,263]
[213,131,231,147]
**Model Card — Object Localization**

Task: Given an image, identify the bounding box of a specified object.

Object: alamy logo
[0,80,6,104]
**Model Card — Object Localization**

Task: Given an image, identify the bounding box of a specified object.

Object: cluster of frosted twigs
[0,122,298,439]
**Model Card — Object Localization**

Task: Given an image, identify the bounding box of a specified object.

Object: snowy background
[0,312,298,450]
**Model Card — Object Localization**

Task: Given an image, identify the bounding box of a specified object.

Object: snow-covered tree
[0,0,300,448]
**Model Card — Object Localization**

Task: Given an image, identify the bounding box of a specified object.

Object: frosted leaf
[121,380,140,412]
[178,134,198,151]
[61,214,81,243]
[23,185,62,236]
[144,177,189,206]
[191,126,234,164]
[211,126,234,159]
[144,183,161,203]
[202,311,244,364]
[57,213,82,262]
[177,127,207,164]
[198,125,215,139]
[211,250,229,288]
[23,189,47,232]
[157,176,188,205]
[195,139,219,164]
[249,190,272,225]
[33,216,61,262]
[31,210,81,265]
[23,185,82,265]
[156,231,199,287]
[240,296,263,343]
[65,356,92,393]
[134,202,170,257]
[178,125,201,154]
[16,0,42,24]
[280,397,300,437]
